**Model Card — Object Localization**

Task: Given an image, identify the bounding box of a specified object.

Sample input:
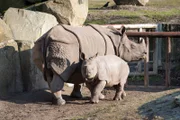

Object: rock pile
[0,0,88,95]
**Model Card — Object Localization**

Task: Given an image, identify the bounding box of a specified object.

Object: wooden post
[153,38,158,74]
[138,28,143,73]
[144,37,149,87]
[165,37,171,87]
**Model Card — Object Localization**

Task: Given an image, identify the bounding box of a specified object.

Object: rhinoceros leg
[113,84,121,101]
[86,82,105,100]
[49,73,66,105]
[91,80,106,104]
[113,82,126,101]
[70,84,83,98]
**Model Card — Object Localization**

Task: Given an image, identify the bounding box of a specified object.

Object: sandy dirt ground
[1,1,180,119]
[0,85,180,120]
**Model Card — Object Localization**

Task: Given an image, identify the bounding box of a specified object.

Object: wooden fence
[103,24,180,87]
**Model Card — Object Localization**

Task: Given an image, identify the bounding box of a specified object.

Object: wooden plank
[127,32,180,37]
[165,37,171,87]
[153,39,158,74]
[137,28,143,73]
[144,37,149,87]
[126,85,179,89]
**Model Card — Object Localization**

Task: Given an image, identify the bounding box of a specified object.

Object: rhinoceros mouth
[85,76,96,82]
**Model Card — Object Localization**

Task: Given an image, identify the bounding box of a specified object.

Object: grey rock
[0,40,23,95]
[17,40,48,91]
[174,95,180,106]
[3,8,58,42]
[29,0,88,26]
[0,18,13,43]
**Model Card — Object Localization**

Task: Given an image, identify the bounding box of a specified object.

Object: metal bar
[127,32,180,37]
[165,37,171,87]
[144,37,149,87]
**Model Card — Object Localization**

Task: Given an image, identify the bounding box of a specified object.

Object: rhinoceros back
[37,24,116,81]
[61,24,115,58]
[96,55,129,85]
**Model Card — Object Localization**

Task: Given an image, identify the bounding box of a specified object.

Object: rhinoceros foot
[56,98,66,105]
[99,93,105,100]
[113,91,126,101]
[70,91,83,98]
[90,96,99,104]
[113,96,122,101]
[121,91,126,99]
[52,97,66,105]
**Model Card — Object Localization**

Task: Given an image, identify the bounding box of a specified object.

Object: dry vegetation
[0,85,180,120]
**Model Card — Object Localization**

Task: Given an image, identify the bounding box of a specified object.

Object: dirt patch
[0,85,179,120]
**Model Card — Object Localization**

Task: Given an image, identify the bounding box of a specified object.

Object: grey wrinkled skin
[81,54,130,103]
[32,24,146,105]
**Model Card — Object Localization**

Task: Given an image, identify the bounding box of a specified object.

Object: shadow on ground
[0,89,53,105]
[138,91,180,120]
[0,88,90,105]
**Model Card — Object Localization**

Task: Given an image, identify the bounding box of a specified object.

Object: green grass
[87,0,180,24]
[89,0,115,9]
[89,0,180,9]
[147,0,180,8]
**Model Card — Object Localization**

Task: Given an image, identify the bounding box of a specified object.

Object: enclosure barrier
[102,24,180,87]
[126,32,180,87]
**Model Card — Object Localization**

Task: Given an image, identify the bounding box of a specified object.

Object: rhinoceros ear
[138,38,144,43]
[119,26,126,35]
[107,26,120,35]
[95,52,99,57]
[93,52,99,58]
[80,52,86,60]
[89,52,99,60]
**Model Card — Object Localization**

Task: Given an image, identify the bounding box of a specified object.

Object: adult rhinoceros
[32,24,147,105]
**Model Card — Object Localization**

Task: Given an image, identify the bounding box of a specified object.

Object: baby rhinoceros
[81,53,130,104]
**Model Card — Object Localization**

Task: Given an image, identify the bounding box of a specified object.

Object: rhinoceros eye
[131,44,136,49]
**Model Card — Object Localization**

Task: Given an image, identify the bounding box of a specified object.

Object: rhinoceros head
[109,26,147,62]
[81,53,98,82]
[119,35,147,62]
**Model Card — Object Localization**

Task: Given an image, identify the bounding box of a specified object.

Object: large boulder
[17,40,48,91]
[0,18,22,95]
[0,40,23,95]
[113,0,149,6]
[29,0,88,26]
[3,8,57,91]
[3,7,58,41]
[0,19,13,43]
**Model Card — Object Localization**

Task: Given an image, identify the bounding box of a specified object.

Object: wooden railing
[127,32,180,87]
[103,24,180,87]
